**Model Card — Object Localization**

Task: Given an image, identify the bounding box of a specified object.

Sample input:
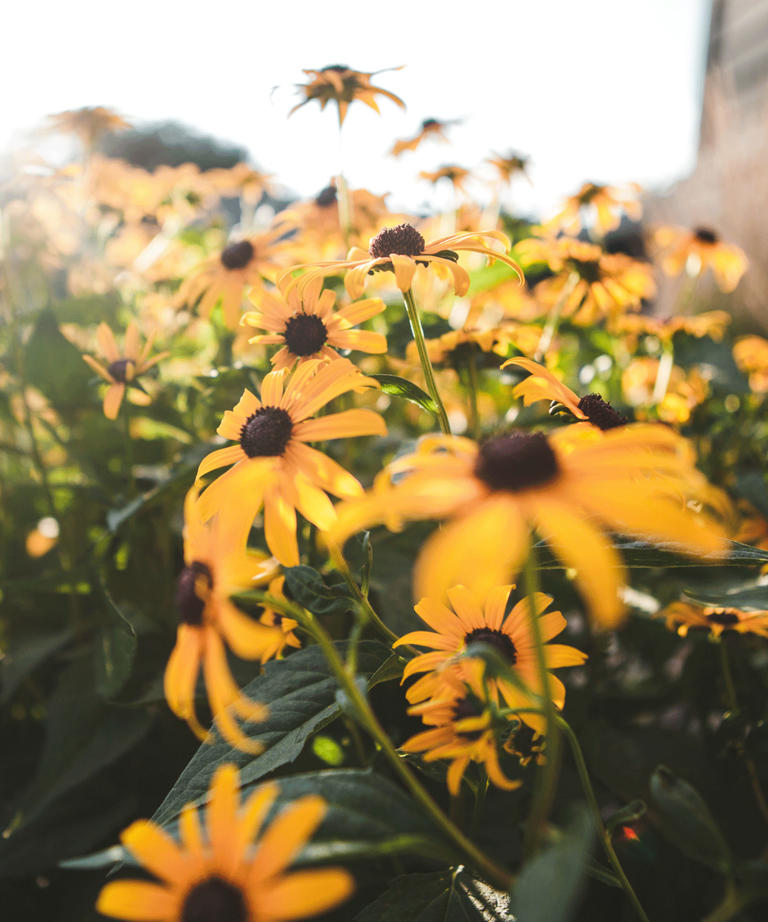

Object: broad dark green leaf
[0,627,72,704]
[356,869,514,921]
[372,374,437,415]
[511,808,592,922]
[682,582,768,611]
[535,538,768,570]
[152,641,390,827]
[24,309,93,411]
[649,765,732,873]
[282,565,355,618]
[93,587,137,698]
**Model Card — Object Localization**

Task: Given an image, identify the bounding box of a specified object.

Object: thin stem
[651,341,674,406]
[466,350,480,439]
[535,271,579,362]
[556,715,651,922]
[718,638,768,825]
[262,593,514,891]
[522,546,561,857]
[402,288,451,435]
[329,547,399,645]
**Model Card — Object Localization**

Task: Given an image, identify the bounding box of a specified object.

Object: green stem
[534,271,579,362]
[556,716,651,922]
[466,350,480,439]
[262,593,514,891]
[330,548,399,645]
[402,288,451,435]
[522,547,561,857]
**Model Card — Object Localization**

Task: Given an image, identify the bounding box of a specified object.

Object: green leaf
[0,627,73,704]
[649,765,732,873]
[24,309,93,412]
[372,374,437,415]
[152,641,390,827]
[281,565,355,618]
[356,868,514,921]
[535,537,768,570]
[682,581,768,611]
[511,808,593,922]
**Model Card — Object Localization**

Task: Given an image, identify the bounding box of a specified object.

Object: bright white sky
[6,0,710,218]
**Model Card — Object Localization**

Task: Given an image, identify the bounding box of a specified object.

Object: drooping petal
[249,796,326,880]
[96,881,176,920]
[257,869,354,920]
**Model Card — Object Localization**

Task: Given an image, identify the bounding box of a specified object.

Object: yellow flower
[242,274,386,372]
[621,357,709,424]
[661,600,768,639]
[96,764,354,922]
[289,64,405,125]
[390,118,458,156]
[541,181,642,236]
[517,236,656,324]
[82,322,168,420]
[419,165,472,195]
[396,584,586,736]
[503,357,627,429]
[164,488,280,751]
[610,310,732,345]
[733,336,768,393]
[327,425,731,628]
[256,576,303,662]
[403,680,522,796]
[196,359,386,567]
[284,223,522,300]
[205,163,274,204]
[178,226,293,329]
[486,152,531,185]
[653,225,748,292]
[408,327,508,367]
[46,106,131,149]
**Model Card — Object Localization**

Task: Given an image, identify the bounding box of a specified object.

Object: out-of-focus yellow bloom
[205,162,273,204]
[82,322,168,420]
[25,517,60,558]
[177,225,294,328]
[733,335,768,393]
[256,575,302,662]
[390,118,458,156]
[610,310,731,345]
[242,274,386,372]
[541,181,642,236]
[164,488,280,750]
[661,599,768,639]
[486,152,531,185]
[286,223,522,299]
[419,165,472,195]
[622,357,709,424]
[466,276,544,326]
[327,425,731,628]
[46,106,131,149]
[96,765,354,922]
[289,64,405,125]
[654,225,748,292]
[518,236,656,325]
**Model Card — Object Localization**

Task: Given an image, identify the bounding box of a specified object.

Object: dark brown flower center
[315,184,337,207]
[180,875,247,922]
[464,627,518,664]
[422,118,439,129]
[577,393,627,430]
[107,358,134,383]
[475,431,560,492]
[176,561,213,626]
[694,227,718,245]
[568,258,602,285]
[369,223,426,259]
[578,182,602,204]
[322,64,349,73]
[220,240,255,270]
[452,697,485,741]
[240,407,293,458]
[284,313,328,356]
[705,609,740,626]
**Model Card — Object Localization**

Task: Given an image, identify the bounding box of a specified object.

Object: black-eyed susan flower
[96,764,354,922]
[165,488,281,752]
[196,359,386,567]
[285,223,522,300]
[486,151,531,185]
[177,225,293,329]
[541,181,642,236]
[654,225,748,292]
[517,236,656,325]
[610,310,732,344]
[82,322,168,420]
[661,600,768,639]
[327,425,731,628]
[621,357,709,425]
[503,357,627,429]
[289,64,405,126]
[403,679,522,795]
[241,274,386,372]
[46,106,131,149]
[396,584,586,736]
[390,118,458,157]
[419,165,472,195]
[256,575,302,662]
